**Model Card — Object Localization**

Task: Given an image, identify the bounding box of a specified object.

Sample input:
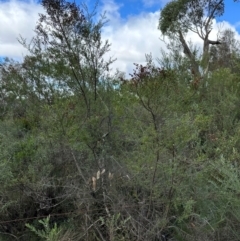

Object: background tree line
[0,0,240,240]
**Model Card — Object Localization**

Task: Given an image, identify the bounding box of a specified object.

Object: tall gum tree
[158,0,234,80]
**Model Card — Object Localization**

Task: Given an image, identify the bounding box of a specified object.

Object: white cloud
[101,10,166,76]
[142,0,172,8]
[0,0,44,60]
[1,0,240,77]
[100,0,122,24]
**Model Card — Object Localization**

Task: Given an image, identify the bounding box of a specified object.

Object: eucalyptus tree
[159,0,226,78]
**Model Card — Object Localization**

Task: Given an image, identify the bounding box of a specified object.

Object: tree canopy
[158,0,236,78]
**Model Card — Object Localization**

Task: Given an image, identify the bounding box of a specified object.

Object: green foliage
[158,0,230,81]
[26,216,60,241]
[1,0,240,240]
[159,0,224,36]
[159,0,189,34]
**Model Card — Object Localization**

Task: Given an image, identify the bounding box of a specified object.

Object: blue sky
[98,0,240,29]
[104,0,240,29]
[0,0,240,73]
[106,0,161,18]
[216,1,240,29]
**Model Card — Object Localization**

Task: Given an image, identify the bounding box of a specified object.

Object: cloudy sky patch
[0,0,240,75]
[0,0,44,59]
